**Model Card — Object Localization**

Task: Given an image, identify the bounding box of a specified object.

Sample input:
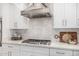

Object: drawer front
[20,45,49,56]
[50,48,73,56]
[21,45,34,52]
[73,51,79,56]
[20,51,33,56]
[33,47,49,56]
[2,44,20,56]
[32,52,49,56]
[2,44,20,50]
[20,45,34,56]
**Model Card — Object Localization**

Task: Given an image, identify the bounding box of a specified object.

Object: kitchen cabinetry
[53,3,76,28]
[76,4,79,27]
[20,45,34,56]
[73,50,79,56]
[7,44,20,56]
[65,3,76,28]
[1,43,79,56]
[50,48,73,56]
[0,43,49,56]
[2,44,20,56]
[20,45,49,56]
[53,4,65,28]
[9,4,29,29]
[32,47,49,56]
[0,47,3,56]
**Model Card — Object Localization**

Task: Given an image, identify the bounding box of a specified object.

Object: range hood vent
[21,3,51,18]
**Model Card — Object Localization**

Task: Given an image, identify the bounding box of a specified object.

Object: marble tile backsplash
[9,17,79,43]
[22,17,53,40]
[17,17,79,43]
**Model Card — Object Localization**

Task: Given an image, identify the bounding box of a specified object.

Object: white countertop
[2,39,79,50]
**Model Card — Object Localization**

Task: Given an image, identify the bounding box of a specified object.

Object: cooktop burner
[22,39,51,45]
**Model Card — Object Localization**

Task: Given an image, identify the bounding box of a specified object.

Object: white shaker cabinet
[53,3,76,28]
[53,3,65,28]
[2,44,20,56]
[20,45,34,56]
[50,48,73,56]
[9,4,29,29]
[20,45,49,56]
[73,50,79,56]
[7,44,20,56]
[65,3,76,28]
[0,47,3,56]
[32,47,49,56]
[76,4,79,27]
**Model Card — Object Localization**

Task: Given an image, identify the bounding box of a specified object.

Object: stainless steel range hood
[21,3,51,18]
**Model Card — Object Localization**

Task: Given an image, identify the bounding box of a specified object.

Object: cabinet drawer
[32,52,49,56]
[73,50,79,56]
[33,47,49,55]
[21,51,33,56]
[50,48,73,56]
[2,44,20,49]
[21,45,34,52]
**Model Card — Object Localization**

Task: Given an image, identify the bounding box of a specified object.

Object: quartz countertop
[2,39,79,50]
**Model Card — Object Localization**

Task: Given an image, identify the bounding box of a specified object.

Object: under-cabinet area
[1,3,79,56]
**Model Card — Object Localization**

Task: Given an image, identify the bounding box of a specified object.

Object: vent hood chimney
[21,3,51,18]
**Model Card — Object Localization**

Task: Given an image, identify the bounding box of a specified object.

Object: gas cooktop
[22,39,51,45]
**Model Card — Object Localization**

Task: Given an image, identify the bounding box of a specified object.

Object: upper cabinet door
[53,3,77,28]
[9,4,29,29]
[65,3,76,28]
[76,4,79,27]
[53,3,65,28]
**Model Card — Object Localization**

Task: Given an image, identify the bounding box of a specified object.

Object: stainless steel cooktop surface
[22,39,51,45]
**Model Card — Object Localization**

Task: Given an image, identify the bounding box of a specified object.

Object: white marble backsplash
[22,18,79,43]
[10,17,79,43]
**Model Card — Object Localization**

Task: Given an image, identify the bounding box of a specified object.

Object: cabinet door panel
[32,52,48,56]
[20,45,34,56]
[0,47,3,56]
[2,44,20,56]
[7,44,20,56]
[65,3,76,28]
[33,47,49,56]
[73,51,79,56]
[76,4,79,27]
[53,3,65,28]
[50,48,73,56]
[21,45,49,56]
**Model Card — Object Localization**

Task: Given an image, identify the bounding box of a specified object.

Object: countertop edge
[2,41,79,50]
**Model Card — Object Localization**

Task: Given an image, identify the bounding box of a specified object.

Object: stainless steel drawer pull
[56,52,65,54]
[8,46,13,48]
